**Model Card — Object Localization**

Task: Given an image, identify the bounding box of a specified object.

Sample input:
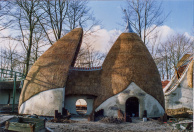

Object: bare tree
[75,42,105,68]
[11,0,43,76]
[67,0,91,30]
[0,1,13,31]
[38,0,102,67]
[1,0,101,75]
[39,0,100,45]
[157,33,193,80]
[0,48,9,70]
[0,41,25,76]
[123,0,169,44]
[31,27,48,63]
[38,0,69,44]
[167,33,193,71]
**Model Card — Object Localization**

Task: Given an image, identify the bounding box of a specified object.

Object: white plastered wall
[96,82,164,118]
[65,95,94,115]
[19,88,64,116]
[165,75,193,110]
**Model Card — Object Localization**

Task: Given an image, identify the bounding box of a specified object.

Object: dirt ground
[46,118,174,132]
[1,114,192,132]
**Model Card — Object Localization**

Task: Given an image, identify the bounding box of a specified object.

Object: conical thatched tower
[19,28,83,116]
[93,32,164,118]
[100,33,164,106]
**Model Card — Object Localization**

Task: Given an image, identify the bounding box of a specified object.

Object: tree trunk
[25,27,33,76]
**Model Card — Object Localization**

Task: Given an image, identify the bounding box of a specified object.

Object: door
[125,97,139,117]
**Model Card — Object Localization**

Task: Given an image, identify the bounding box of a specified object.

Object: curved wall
[19,88,63,116]
[96,82,164,118]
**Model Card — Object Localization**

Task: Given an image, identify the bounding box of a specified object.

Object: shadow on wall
[20,62,63,108]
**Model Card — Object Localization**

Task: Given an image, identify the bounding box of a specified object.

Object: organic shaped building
[19,26,165,118]
[163,54,193,117]
[19,28,83,115]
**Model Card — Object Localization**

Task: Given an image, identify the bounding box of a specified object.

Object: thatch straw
[66,33,164,110]
[93,33,164,109]
[187,60,193,88]
[66,70,101,96]
[19,30,164,113]
[19,28,83,109]
[177,54,192,68]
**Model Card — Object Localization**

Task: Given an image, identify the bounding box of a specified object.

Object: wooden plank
[8,122,32,132]
[29,123,35,132]
[5,121,9,130]
[9,122,33,128]
[8,125,31,132]
[5,118,45,132]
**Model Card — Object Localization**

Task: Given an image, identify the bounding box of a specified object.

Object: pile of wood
[4,117,45,132]
[166,107,193,118]
[49,119,77,123]
[50,109,72,123]
[100,117,124,124]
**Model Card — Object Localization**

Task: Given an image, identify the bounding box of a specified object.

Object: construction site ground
[1,114,186,132]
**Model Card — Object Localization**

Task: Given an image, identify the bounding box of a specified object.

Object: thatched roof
[187,60,193,88]
[66,70,101,96]
[66,33,164,110]
[163,54,193,95]
[177,54,192,68]
[19,28,83,108]
[19,28,164,112]
[95,33,164,109]
[177,54,193,88]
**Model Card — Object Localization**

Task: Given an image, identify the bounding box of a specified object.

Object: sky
[88,0,193,34]
[83,0,194,53]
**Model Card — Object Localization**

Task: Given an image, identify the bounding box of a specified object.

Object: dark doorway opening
[125,97,139,117]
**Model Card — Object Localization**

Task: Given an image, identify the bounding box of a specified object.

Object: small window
[75,99,87,115]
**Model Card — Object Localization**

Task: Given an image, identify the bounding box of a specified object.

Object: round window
[75,99,87,115]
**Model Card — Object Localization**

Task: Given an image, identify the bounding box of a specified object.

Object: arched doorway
[125,97,139,117]
[75,99,87,115]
